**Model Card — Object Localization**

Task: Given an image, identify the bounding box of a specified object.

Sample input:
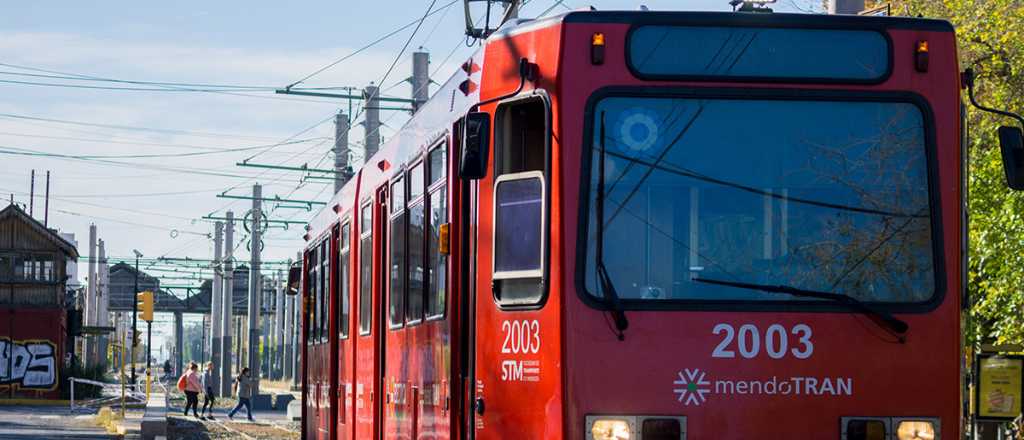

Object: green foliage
[884,0,1024,345]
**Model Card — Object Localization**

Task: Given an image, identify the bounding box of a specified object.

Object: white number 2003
[711,323,813,359]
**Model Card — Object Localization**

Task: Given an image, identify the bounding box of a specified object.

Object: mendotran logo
[673,368,711,406]
[673,369,855,406]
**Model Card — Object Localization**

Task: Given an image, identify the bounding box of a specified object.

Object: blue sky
[0,0,819,350]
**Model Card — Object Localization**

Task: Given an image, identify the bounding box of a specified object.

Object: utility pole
[44,171,50,227]
[411,49,430,112]
[247,184,263,393]
[131,249,143,391]
[86,224,97,367]
[334,112,351,193]
[363,84,381,161]
[174,311,183,376]
[274,270,284,380]
[29,169,34,217]
[291,252,301,389]
[282,264,293,381]
[221,211,235,397]
[98,239,108,368]
[210,221,223,394]
[828,0,864,14]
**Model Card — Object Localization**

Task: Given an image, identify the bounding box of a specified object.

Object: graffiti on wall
[0,339,57,390]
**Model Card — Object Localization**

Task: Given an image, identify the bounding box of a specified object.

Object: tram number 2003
[501,320,541,355]
[712,323,813,360]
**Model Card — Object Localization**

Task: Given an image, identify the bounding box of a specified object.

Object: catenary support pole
[221,211,235,397]
[364,84,380,160]
[291,252,301,389]
[334,111,351,193]
[174,311,183,376]
[210,221,223,394]
[411,49,430,112]
[86,224,97,367]
[274,270,284,379]
[282,266,294,381]
[247,183,262,392]
[98,239,108,369]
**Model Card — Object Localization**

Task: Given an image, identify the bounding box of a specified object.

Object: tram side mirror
[460,111,491,180]
[286,264,301,295]
[999,125,1024,190]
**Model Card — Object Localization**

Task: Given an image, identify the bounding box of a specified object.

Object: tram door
[472,96,553,437]
[353,188,387,440]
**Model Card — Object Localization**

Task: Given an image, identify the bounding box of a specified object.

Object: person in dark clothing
[227,367,255,422]
[200,362,217,420]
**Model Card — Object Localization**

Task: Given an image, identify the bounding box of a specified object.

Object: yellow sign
[978,355,1023,420]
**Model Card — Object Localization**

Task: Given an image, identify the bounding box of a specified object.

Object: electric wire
[284,0,459,88]
[0,130,329,152]
[0,112,279,141]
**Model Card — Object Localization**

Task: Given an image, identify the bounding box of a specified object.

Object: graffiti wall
[0,339,57,390]
[0,308,66,399]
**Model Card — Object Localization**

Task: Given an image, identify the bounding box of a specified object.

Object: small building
[0,204,78,399]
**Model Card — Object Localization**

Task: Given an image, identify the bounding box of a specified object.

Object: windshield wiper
[596,111,628,340]
[692,277,909,336]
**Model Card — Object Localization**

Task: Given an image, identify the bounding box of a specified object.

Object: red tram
[293,9,1024,439]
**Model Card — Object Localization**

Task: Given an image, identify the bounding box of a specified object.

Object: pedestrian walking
[200,362,217,420]
[181,362,202,418]
[227,367,255,422]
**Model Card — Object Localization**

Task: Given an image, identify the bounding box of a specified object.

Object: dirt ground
[167,414,299,440]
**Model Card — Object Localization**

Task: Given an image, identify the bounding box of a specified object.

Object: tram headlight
[896,419,938,440]
[586,416,634,440]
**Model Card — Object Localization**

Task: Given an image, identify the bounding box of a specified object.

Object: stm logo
[673,368,711,406]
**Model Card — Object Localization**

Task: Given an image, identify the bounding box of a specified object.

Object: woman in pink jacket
[182,362,202,418]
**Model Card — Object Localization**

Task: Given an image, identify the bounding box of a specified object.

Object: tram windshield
[582,95,937,305]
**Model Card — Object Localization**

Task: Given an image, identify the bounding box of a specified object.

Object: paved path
[0,405,114,439]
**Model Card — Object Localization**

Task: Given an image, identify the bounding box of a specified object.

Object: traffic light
[137,291,154,322]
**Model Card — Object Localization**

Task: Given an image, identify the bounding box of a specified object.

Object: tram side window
[307,250,318,344]
[426,145,447,318]
[338,222,350,339]
[492,98,548,306]
[320,240,329,343]
[407,162,425,324]
[389,177,407,328]
[359,202,373,335]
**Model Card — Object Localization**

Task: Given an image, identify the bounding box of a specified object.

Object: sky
[0,0,820,355]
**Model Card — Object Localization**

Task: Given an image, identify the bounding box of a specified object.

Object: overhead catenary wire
[0,139,319,159]
[0,62,345,105]
[0,130,329,152]
[0,112,280,141]
[284,0,459,88]
[0,144,308,179]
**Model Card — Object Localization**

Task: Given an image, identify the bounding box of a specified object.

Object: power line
[0,186,197,221]
[0,130,329,152]
[0,144,300,179]
[0,62,344,105]
[53,208,208,236]
[0,138,317,159]
[285,0,459,88]
[0,112,279,141]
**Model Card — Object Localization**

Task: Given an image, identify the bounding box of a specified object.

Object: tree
[877,0,1024,345]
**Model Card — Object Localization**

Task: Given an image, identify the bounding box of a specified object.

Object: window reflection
[585,96,934,303]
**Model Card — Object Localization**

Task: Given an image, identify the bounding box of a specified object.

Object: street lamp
[131,249,142,391]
